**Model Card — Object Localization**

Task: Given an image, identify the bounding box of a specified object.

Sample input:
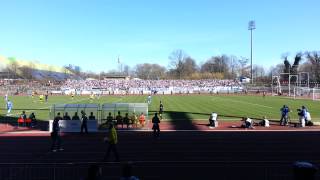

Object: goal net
[293,87,320,100]
[312,88,320,101]
[293,87,312,99]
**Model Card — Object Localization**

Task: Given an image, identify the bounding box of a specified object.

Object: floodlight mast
[248,20,256,84]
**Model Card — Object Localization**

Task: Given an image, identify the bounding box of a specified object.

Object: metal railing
[0,161,318,180]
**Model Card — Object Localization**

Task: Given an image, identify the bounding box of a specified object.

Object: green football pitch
[1,95,319,122]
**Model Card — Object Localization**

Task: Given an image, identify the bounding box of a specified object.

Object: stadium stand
[0,55,77,81]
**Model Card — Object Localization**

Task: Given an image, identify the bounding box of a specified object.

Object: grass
[1,94,319,122]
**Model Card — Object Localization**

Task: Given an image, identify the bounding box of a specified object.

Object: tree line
[3,50,320,83]
[129,50,320,83]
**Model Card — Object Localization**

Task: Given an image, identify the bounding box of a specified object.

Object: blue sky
[0,0,319,72]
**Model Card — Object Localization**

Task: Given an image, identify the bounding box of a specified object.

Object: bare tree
[135,63,166,79]
[8,57,19,79]
[229,56,239,79]
[238,57,249,77]
[253,65,266,83]
[305,51,320,82]
[200,55,229,77]
[200,58,214,73]
[168,49,188,79]
[183,57,198,77]
[19,65,33,79]
[269,64,285,76]
[282,53,303,81]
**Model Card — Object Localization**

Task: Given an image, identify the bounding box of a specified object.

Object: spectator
[84,164,102,180]
[60,79,242,96]
[120,162,140,180]
[293,161,318,180]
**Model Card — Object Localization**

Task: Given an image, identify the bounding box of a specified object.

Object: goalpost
[293,87,312,100]
[271,74,298,96]
[271,75,281,95]
[292,72,312,100]
[272,72,310,97]
[312,88,320,101]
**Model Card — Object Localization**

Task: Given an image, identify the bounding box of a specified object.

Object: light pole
[248,20,256,84]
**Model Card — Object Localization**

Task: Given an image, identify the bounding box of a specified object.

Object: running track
[0,121,320,180]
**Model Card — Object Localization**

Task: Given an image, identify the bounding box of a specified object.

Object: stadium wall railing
[0,161,318,180]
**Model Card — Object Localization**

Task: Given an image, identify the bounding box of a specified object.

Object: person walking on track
[51,112,63,152]
[103,124,120,162]
[80,110,88,134]
[152,113,161,138]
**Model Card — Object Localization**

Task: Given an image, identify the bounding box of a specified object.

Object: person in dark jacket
[152,113,160,138]
[29,112,37,127]
[123,113,131,128]
[116,111,123,129]
[80,110,88,134]
[63,112,71,120]
[106,112,114,126]
[72,112,80,120]
[84,164,102,180]
[89,112,96,120]
[51,112,63,152]
[159,101,164,116]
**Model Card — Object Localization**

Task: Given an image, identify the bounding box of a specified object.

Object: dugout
[101,103,149,128]
[49,104,99,132]
[50,104,100,120]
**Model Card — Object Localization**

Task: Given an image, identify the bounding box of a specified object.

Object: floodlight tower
[248,20,256,84]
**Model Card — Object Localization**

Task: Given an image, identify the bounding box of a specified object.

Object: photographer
[209,112,218,128]
[302,106,313,126]
[280,105,290,126]
[297,108,306,127]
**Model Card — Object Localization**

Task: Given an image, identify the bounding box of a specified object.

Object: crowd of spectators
[0,79,61,95]
[61,79,242,92]
[0,78,242,95]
